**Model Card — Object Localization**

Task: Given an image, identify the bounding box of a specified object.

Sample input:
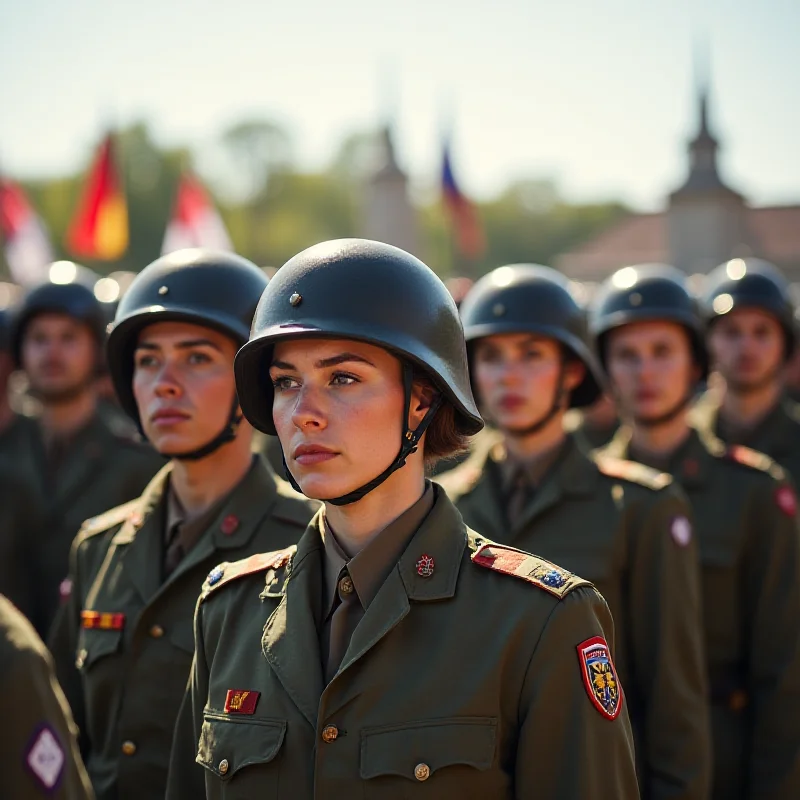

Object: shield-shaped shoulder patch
[577,636,623,720]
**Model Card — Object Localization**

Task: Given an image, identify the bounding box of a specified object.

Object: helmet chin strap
[158,393,243,462]
[282,363,442,506]
[504,362,566,439]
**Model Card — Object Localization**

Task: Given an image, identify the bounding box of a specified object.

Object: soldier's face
[270,337,430,501]
[472,333,584,434]
[132,321,240,454]
[22,313,97,403]
[606,322,696,423]
[707,308,785,392]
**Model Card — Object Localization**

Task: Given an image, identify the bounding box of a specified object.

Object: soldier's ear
[562,358,586,394]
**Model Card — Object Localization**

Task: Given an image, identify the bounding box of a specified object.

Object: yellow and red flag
[67,133,128,260]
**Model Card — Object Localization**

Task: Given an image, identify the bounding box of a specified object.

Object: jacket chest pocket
[360,717,498,798]
[197,712,286,799]
[76,627,124,672]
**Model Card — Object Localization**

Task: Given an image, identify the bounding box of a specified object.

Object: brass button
[149,624,164,638]
[338,576,354,595]
[75,649,88,669]
[414,762,431,781]
[121,740,137,756]
[218,758,229,775]
[321,725,339,743]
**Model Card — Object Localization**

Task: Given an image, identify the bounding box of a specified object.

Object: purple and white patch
[26,724,65,792]
[670,516,692,548]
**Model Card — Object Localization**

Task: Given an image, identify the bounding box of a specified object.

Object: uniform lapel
[108,465,172,606]
[262,518,325,730]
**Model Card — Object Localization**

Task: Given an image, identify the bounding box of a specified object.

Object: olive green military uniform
[166,484,639,800]
[437,430,710,800]
[602,426,800,800]
[49,456,316,800]
[691,390,800,489]
[0,462,44,623]
[0,593,94,799]
[6,411,163,636]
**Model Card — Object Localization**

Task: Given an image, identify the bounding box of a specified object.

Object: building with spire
[361,125,419,256]
[557,81,800,283]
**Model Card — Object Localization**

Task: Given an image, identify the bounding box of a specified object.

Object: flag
[67,133,128,261]
[162,172,232,254]
[0,178,54,285]
[441,141,485,259]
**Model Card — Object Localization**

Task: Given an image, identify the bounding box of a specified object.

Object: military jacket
[602,426,800,800]
[691,390,800,489]
[437,432,710,800]
[165,485,639,800]
[49,457,316,800]
[0,593,94,799]
[6,410,164,636]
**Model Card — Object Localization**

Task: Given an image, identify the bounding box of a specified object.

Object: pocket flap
[360,717,497,780]
[76,628,123,670]
[197,712,286,779]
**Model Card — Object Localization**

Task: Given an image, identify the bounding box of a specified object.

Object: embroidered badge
[577,636,622,720]
[59,578,73,602]
[471,544,574,598]
[528,564,567,588]
[416,554,435,578]
[775,486,797,517]
[207,566,225,586]
[25,725,65,791]
[220,515,239,535]
[224,689,261,715]
[670,516,692,547]
[81,611,125,630]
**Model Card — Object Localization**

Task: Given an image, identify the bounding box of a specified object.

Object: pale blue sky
[1,0,798,210]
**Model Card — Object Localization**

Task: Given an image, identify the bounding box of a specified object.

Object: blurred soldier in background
[49,249,315,800]
[592,263,800,800]
[437,264,710,800]
[692,257,800,486]
[7,274,163,635]
[0,593,94,799]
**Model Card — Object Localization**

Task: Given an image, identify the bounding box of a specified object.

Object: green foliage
[1,122,629,282]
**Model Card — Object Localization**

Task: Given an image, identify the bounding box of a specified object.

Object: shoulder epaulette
[469,536,590,599]
[725,444,780,476]
[78,500,139,539]
[201,547,297,600]
[593,454,672,490]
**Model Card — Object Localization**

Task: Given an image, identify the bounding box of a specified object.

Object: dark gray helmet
[590,263,709,379]
[459,264,603,408]
[703,258,795,357]
[107,249,268,459]
[11,278,106,367]
[235,238,483,437]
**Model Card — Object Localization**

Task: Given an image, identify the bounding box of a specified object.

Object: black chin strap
[158,393,243,462]
[282,363,442,506]
[505,362,567,439]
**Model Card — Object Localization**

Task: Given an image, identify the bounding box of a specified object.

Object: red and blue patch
[577,637,623,720]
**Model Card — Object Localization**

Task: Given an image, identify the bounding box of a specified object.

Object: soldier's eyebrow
[135,339,223,352]
[271,353,376,370]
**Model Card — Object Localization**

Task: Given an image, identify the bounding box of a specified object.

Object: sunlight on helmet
[49,261,78,285]
[612,267,638,290]
[94,277,121,303]
[712,293,734,315]
[492,266,516,288]
[726,259,747,281]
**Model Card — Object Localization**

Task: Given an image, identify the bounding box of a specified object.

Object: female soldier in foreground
[437,264,710,799]
[591,264,800,800]
[166,239,639,799]
[49,250,315,800]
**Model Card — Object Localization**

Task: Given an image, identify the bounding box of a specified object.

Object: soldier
[0,593,94,799]
[436,264,710,799]
[165,240,639,799]
[691,257,800,486]
[8,277,164,635]
[48,250,316,800]
[0,304,39,454]
[591,263,800,800]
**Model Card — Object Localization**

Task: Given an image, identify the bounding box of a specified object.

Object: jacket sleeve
[625,485,711,799]
[1,629,94,799]
[744,476,800,798]
[166,596,210,800]
[515,585,640,800]
[47,535,89,758]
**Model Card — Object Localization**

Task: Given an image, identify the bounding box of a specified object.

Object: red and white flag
[0,178,54,285]
[162,172,232,255]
